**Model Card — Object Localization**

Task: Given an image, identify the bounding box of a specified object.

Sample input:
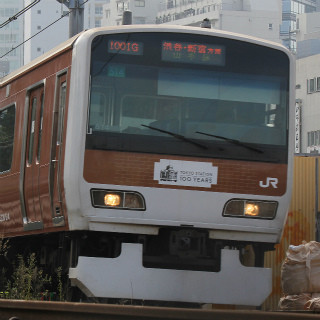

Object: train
[0,24,294,306]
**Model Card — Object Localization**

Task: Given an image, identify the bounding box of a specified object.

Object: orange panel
[84,149,288,196]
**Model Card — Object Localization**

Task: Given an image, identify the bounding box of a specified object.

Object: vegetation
[0,239,65,301]
[6,253,51,300]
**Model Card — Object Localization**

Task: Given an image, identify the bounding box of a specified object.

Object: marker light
[91,189,146,211]
[223,199,277,219]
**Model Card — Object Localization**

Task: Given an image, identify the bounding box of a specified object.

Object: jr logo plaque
[154,159,218,188]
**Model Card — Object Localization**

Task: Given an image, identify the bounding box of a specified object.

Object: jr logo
[259,177,278,188]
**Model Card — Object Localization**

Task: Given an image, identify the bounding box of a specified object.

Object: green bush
[6,253,52,300]
[0,237,65,301]
[0,252,64,301]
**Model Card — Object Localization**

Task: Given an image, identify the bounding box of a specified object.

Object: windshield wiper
[141,124,208,150]
[195,131,263,153]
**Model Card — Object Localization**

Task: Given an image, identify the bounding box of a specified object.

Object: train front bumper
[69,243,272,306]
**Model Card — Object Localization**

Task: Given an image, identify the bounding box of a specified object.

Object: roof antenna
[200,18,211,28]
[122,11,132,25]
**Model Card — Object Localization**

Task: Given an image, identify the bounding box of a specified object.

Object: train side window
[57,82,66,145]
[27,97,37,164]
[37,93,45,161]
[0,105,15,173]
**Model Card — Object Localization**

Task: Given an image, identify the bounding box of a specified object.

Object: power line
[1,12,68,59]
[0,0,41,29]
[0,0,90,59]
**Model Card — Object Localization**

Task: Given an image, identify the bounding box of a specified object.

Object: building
[23,0,69,65]
[24,0,119,65]
[85,0,110,29]
[0,0,24,76]
[155,0,282,43]
[102,0,160,26]
[1,0,112,73]
[281,0,319,53]
[295,53,320,153]
[295,11,320,153]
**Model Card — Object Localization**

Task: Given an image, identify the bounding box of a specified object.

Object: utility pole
[57,0,84,37]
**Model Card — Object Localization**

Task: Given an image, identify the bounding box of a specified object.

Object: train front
[65,26,294,306]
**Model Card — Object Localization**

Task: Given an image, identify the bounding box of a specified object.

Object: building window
[117,2,129,12]
[317,77,320,91]
[309,131,320,146]
[0,105,15,173]
[311,131,315,146]
[37,10,41,14]
[37,26,41,30]
[316,131,320,146]
[37,48,41,52]
[167,0,173,9]
[268,23,273,30]
[308,78,316,93]
[95,6,103,15]
[307,130,320,153]
[135,0,145,7]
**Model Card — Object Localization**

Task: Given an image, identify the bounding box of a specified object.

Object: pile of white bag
[279,241,320,311]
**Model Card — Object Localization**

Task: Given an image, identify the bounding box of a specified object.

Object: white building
[23,0,115,66]
[156,0,282,43]
[296,53,320,153]
[296,11,320,45]
[281,0,319,53]
[85,0,110,29]
[295,12,320,153]
[23,0,69,65]
[102,0,160,26]
[0,0,24,76]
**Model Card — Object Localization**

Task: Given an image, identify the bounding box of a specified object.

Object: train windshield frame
[86,32,290,163]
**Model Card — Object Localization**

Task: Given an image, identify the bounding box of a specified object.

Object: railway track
[0,300,319,320]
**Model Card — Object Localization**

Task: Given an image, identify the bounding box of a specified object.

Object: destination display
[161,40,225,66]
[108,40,144,55]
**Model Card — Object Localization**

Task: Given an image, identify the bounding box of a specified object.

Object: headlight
[223,199,277,219]
[91,189,146,210]
[104,194,121,206]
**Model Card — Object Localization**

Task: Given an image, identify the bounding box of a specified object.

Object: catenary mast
[57,0,84,37]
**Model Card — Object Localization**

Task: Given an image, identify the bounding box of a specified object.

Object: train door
[23,85,44,229]
[49,73,67,223]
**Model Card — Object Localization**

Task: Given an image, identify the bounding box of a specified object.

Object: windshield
[87,32,289,163]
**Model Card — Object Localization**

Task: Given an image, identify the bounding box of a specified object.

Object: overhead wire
[0,0,41,29]
[0,0,90,59]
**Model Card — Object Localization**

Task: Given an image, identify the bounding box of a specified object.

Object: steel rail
[0,300,319,320]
